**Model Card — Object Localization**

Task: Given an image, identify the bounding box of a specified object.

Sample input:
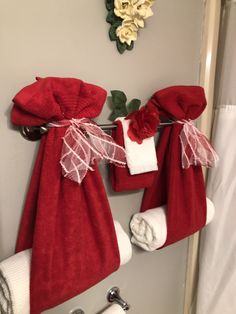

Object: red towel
[110,120,156,192]
[141,86,207,247]
[11,77,120,314]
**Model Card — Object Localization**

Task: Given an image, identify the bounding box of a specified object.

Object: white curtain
[196,2,236,314]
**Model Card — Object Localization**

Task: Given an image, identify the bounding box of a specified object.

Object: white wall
[0,1,203,313]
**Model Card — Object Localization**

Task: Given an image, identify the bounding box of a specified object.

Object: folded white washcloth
[117,117,158,175]
[0,221,131,314]
[130,198,215,251]
[100,304,126,314]
[114,220,132,265]
[0,249,31,314]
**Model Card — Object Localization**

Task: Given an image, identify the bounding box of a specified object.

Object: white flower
[131,0,154,27]
[114,0,133,20]
[114,0,155,28]
[116,20,138,45]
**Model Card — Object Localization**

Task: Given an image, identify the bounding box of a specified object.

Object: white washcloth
[114,221,132,265]
[100,304,125,314]
[0,221,131,314]
[117,117,158,175]
[0,250,31,314]
[130,198,215,251]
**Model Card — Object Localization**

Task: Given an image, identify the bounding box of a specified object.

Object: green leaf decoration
[109,107,128,121]
[126,41,134,51]
[106,0,115,11]
[116,39,127,54]
[109,21,121,41]
[127,98,141,113]
[106,10,122,24]
[108,90,141,121]
[111,90,127,107]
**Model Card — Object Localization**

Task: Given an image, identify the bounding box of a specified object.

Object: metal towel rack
[69,286,130,314]
[20,121,175,141]
[107,286,130,311]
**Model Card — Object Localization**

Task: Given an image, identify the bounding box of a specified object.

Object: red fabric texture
[110,120,156,192]
[11,77,120,314]
[141,86,207,247]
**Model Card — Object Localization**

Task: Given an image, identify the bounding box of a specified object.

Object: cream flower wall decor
[106,0,155,53]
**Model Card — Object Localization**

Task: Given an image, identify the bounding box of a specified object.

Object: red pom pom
[126,103,160,144]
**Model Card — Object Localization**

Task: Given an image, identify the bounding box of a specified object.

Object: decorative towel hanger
[20,121,175,141]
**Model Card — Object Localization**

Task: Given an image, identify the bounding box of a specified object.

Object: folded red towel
[141,86,207,247]
[110,119,157,192]
[11,77,120,314]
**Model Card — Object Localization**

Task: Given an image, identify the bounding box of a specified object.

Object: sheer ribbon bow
[178,119,219,169]
[48,118,126,183]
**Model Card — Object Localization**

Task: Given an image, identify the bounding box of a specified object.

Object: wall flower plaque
[106,0,155,54]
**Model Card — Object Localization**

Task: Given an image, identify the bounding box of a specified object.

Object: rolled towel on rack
[114,221,132,265]
[0,221,131,314]
[130,198,215,251]
[100,304,126,314]
[0,250,31,314]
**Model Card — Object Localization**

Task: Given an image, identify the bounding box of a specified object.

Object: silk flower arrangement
[106,0,155,53]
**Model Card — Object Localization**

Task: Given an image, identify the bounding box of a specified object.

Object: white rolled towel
[100,304,126,314]
[114,221,132,266]
[117,117,158,175]
[0,220,131,314]
[0,249,31,314]
[130,198,215,251]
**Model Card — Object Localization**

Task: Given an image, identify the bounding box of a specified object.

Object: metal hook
[107,287,130,311]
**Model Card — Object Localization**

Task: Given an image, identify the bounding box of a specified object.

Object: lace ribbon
[48,118,126,184]
[178,119,219,169]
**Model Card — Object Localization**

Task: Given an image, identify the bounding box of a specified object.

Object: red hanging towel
[11,77,121,314]
[141,86,208,247]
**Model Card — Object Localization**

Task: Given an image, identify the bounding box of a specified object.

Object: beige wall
[0,1,203,313]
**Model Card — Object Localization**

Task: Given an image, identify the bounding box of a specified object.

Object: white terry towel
[0,220,131,314]
[130,198,215,251]
[117,117,158,175]
[0,249,31,314]
[100,304,126,314]
[114,221,132,265]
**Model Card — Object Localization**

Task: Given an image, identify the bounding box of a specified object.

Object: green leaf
[116,39,127,54]
[109,25,118,41]
[109,108,128,121]
[106,11,121,24]
[126,41,134,51]
[105,0,115,11]
[127,98,141,113]
[109,21,121,41]
[111,90,127,107]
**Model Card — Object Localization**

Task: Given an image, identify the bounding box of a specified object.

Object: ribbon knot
[48,118,126,183]
[178,119,219,169]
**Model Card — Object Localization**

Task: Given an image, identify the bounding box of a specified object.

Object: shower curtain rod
[20,121,175,141]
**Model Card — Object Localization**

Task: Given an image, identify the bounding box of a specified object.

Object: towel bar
[19,121,174,141]
[107,286,130,311]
